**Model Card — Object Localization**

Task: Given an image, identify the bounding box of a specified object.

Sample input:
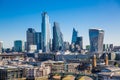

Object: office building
[0,41,3,53]
[89,29,104,57]
[14,40,24,52]
[41,12,51,52]
[52,22,64,51]
[75,36,83,50]
[103,44,113,51]
[29,45,37,53]
[71,28,78,44]
[35,32,42,52]
[63,42,70,51]
[26,28,36,52]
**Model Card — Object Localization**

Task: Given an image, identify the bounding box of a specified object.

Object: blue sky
[0,0,120,48]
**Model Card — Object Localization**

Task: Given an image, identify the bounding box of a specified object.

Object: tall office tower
[0,41,3,53]
[14,40,24,52]
[75,36,83,49]
[103,44,108,51]
[63,42,70,51]
[26,28,36,52]
[35,32,42,52]
[89,29,104,57]
[41,12,51,52]
[109,44,114,51]
[71,28,78,44]
[52,22,64,51]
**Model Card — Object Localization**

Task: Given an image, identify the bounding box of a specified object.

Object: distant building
[98,66,120,80]
[63,42,70,51]
[0,41,3,53]
[0,66,23,80]
[103,44,113,51]
[70,43,75,52]
[109,44,114,51]
[14,40,24,52]
[52,22,64,51]
[113,46,120,52]
[29,45,37,53]
[86,45,90,51]
[26,28,36,52]
[41,12,51,52]
[35,32,42,52]
[75,36,83,50]
[89,29,104,57]
[71,28,78,44]
[103,44,108,51]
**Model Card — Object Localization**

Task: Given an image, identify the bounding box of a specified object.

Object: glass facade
[75,37,83,49]
[35,32,42,52]
[89,29,104,56]
[53,22,64,51]
[71,28,78,44]
[0,41,3,53]
[41,12,51,52]
[14,40,24,52]
[26,28,36,51]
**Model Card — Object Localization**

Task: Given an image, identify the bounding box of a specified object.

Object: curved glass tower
[53,22,64,51]
[89,29,104,56]
[41,12,51,52]
[71,28,78,44]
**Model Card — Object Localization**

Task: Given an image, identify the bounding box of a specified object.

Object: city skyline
[0,0,120,48]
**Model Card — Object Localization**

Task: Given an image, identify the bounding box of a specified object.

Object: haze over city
[0,0,120,48]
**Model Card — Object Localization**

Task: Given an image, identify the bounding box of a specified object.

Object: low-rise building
[98,66,120,80]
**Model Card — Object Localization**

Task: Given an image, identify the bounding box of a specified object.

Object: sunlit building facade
[41,12,51,52]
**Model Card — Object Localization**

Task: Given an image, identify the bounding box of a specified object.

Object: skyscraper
[75,36,83,50]
[41,12,51,52]
[89,29,104,56]
[14,40,24,52]
[26,28,36,51]
[35,32,42,52]
[71,28,78,44]
[0,41,3,53]
[52,22,64,51]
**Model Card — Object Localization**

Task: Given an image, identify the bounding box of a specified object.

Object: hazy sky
[0,0,120,48]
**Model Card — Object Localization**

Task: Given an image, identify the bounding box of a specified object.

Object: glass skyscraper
[41,12,51,52]
[14,40,24,52]
[26,28,36,51]
[35,32,42,52]
[89,29,104,56]
[0,41,3,53]
[71,28,78,44]
[53,22,64,51]
[76,36,83,49]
